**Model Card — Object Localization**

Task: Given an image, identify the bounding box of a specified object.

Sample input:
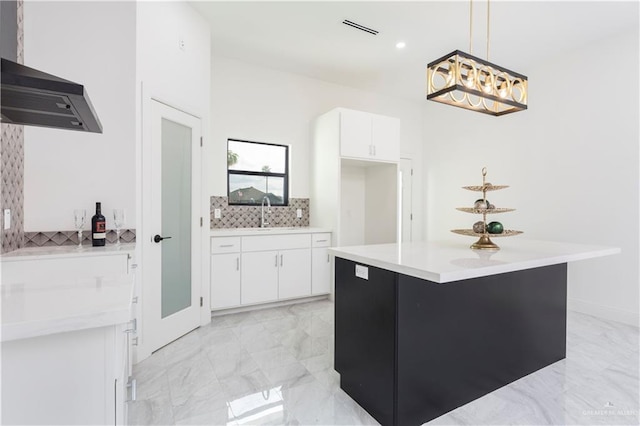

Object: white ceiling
[189,1,639,102]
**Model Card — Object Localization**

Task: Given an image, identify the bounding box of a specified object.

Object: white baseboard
[568,297,639,328]
[210,294,329,317]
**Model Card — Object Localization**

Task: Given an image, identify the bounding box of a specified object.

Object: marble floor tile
[220,310,260,328]
[282,331,330,361]
[299,351,333,373]
[210,348,260,379]
[217,368,273,400]
[250,305,288,322]
[302,315,333,338]
[262,361,315,390]
[225,386,299,425]
[251,346,299,371]
[279,380,362,425]
[263,314,312,335]
[171,381,229,424]
[130,301,640,426]
[234,322,281,353]
[157,331,205,370]
[132,350,168,392]
[196,324,238,347]
[128,392,175,425]
[166,352,217,406]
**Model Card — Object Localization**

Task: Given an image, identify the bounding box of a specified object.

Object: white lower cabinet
[278,248,312,299]
[210,231,330,310]
[0,251,136,425]
[312,248,331,295]
[1,323,130,425]
[311,233,331,295]
[211,253,241,309]
[241,250,279,304]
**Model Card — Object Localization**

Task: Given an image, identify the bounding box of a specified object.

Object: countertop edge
[329,243,621,284]
[1,307,132,342]
[1,244,135,262]
[211,227,331,237]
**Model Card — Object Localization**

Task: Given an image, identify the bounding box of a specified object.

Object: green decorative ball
[486,221,504,234]
[474,199,490,210]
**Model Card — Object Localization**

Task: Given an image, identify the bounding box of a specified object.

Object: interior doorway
[141,99,203,354]
[399,158,413,242]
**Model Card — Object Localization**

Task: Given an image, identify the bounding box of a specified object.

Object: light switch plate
[214,208,221,219]
[355,264,369,280]
[3,209,10,230]
[296,209,302,218]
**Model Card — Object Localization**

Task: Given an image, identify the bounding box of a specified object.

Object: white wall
[210,55,424,240]
[422,27,639,326]
[136,2,210,125]
[23,1,136,232]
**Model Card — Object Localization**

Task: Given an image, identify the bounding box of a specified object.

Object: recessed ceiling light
[396,41,406,49]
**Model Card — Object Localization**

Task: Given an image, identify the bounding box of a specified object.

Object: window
[227,139,289,206]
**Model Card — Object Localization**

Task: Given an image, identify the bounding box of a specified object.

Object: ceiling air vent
[342,19,379,35]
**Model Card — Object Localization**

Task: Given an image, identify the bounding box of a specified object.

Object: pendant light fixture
[426,0,528,116]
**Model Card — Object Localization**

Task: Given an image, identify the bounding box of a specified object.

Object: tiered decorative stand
[451,167,522,250]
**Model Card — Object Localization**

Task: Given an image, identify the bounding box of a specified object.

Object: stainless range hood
[0,1,102,133]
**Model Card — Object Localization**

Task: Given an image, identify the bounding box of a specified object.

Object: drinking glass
[113,209,125,246]
[73,209,86,248]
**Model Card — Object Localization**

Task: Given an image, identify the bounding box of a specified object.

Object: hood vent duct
[342,19,379,35]
[0,0,103,133]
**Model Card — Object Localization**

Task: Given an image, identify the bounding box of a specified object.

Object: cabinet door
[241,251,279,305]
[340,109,372,159]
[211,253,241,309]
[311,247,331,295]
[278,249,311,300]
[371,114,400,162]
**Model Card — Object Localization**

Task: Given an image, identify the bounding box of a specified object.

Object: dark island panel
[396,264,567,425]
[334,257,398,426]
[334,257,568,426]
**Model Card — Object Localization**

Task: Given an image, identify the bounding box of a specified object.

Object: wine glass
[113,209,125,246]
[73,209,86,249]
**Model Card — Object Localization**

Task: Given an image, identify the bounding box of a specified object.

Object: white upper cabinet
[371,113,400,162]
[339,108,400,163]
[340,109,372,159]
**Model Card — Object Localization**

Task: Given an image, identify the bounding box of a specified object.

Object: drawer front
[211,237,241,254]
[312,233,331,247]
[242,234,311,252]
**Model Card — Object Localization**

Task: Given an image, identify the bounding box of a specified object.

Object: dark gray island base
[334,257,568,426]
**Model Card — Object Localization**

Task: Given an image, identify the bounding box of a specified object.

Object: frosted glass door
[144,99,201,356]
[161,118,192,318]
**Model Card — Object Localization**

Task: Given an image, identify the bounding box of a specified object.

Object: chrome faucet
[261,196,271,228]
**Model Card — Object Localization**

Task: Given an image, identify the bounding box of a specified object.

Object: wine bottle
[91,202,106,247]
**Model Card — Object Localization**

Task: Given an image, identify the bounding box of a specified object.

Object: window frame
[227,138,290,206]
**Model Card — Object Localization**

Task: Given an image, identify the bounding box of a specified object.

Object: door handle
[153,234,172,243]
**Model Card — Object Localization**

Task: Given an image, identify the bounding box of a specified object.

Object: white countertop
[329,239,620,283]
[211,227,331,237]
[1,244,135,342]
[1,243,135,262]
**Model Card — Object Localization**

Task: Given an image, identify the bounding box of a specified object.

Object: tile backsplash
[0,0,24,254]
[211,196,309,229]
[24,229,136,248]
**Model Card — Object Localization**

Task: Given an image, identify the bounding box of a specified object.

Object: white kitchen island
[1,244,136,425]
[330,239,619,426]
